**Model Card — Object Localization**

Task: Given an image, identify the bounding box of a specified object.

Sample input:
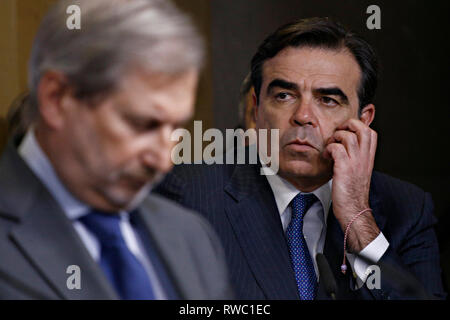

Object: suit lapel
[1,143,117,300]
[224,164,299,299]
[135,197,203,299]
[322,206,355,299]
[10,197,118,300]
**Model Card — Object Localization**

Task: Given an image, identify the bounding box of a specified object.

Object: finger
[336,118,367,132]
[368,130,377,170]
[332,130,359,158]
[325,142,349,163]
[337,118,373,154]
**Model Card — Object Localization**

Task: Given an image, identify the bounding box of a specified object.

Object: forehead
[112,69,198,121]
[262,46,361,95]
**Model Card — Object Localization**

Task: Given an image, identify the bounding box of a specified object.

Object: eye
[126,116,161,132]
[145,120,160,131]
[275,92,294,102]
[320,96,339,107]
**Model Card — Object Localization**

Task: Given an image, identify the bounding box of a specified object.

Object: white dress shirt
[18,129,167,299]
[264,170,389,286]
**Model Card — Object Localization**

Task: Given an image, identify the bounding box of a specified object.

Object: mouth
[119,175,151,191]
[286,139,317,152]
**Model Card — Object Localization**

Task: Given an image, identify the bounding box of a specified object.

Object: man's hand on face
[324,118,380,253]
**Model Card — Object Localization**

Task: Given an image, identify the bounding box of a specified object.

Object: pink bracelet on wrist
[340,208,373,274]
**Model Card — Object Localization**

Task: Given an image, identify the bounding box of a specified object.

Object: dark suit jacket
[154,160,446,300]
[0,140,233,300]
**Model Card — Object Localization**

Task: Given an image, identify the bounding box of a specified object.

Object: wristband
[341,208,373,274]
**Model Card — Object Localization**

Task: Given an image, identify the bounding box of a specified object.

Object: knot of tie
[78,210,125,247]
[78,209,156,299]
[291,193,317,223]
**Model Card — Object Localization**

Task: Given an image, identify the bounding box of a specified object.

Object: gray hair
[28,0,204,115]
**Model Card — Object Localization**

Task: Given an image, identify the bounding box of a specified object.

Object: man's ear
[252,91,258,121]
[37,71,73,129]
[359,103,375,126]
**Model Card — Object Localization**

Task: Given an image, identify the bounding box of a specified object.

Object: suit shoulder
[143,193,216,236]
[157,163,236,199]
[372,171,428,199]
[169,163,235,183]
[143,194,231,299]
[371,171,434,228]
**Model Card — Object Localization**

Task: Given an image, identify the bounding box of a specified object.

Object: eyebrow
[266,79,299,94]
[314,87,349,104]
[267,79,349,103]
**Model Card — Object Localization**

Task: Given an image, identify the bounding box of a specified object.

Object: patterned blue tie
[286,193,318,300]
[79,210,156,300]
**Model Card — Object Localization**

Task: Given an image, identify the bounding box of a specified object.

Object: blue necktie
[79,210,156,300]
[286,193,318,300]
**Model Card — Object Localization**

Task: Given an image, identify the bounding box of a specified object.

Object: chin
[101,182,154,211]
[124,183,154,211]
[279,158,317,177]
[282,168,319,181]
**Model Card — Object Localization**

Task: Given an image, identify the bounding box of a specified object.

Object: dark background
[206,0,450,291]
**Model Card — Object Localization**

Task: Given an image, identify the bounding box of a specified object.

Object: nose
[142,124,174,174]
[292,96,317,127]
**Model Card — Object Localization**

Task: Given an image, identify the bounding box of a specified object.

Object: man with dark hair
[251,18,377,112]
[155,18,446,299]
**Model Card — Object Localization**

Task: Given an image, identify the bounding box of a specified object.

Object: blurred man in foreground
[0,0,231,300]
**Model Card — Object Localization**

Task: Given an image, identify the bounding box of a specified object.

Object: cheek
[256,105,288,130]
[91,110,139,165]
[318,120,338,144]
[101,140,145,176]
[316,110,349,143]
[74,126,133,177]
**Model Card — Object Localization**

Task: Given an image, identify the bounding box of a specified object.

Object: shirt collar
[264,170,332,224]
[18,129,90,220]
